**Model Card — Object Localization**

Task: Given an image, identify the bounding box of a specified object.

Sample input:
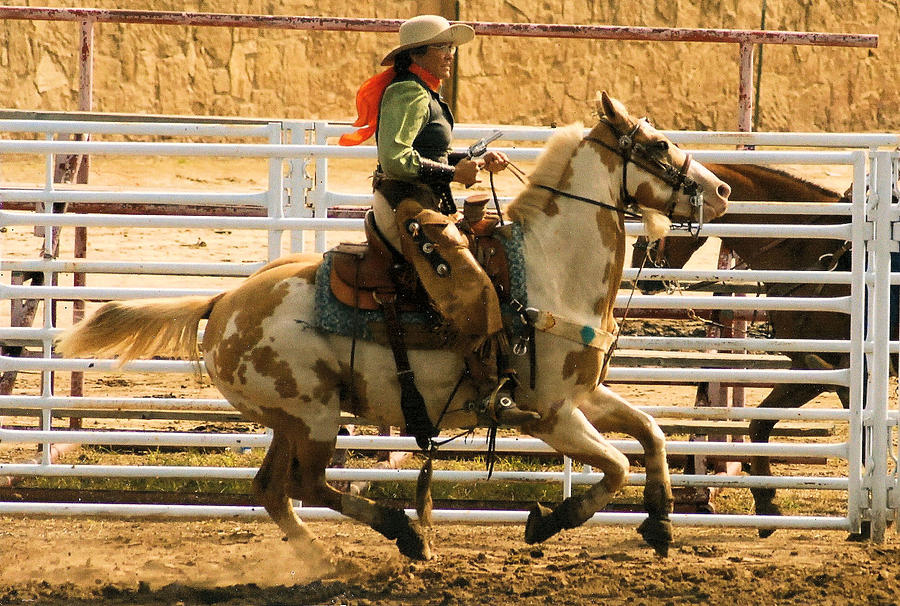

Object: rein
[533,183,642,218]
[502,117,704,229]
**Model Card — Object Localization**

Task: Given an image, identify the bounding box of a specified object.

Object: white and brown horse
[56,92,730,568]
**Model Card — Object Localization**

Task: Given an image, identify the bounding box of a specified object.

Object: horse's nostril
[718,183,731,199]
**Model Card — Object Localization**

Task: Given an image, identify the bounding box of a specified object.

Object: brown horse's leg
[748,381,827,537]
[284,431,432,561]
[523,396,646,551]
[252,428,335,573]
[578,386,674,556]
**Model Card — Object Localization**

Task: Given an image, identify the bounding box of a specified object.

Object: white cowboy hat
[380,15,475,66]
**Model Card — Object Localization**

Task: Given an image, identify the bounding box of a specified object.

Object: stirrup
[468,376,540,427]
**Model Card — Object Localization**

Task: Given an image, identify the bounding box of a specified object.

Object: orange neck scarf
[339,63,442,146]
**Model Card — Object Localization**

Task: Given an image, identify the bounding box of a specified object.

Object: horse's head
[591,91,730,240]
[630,234,709,294]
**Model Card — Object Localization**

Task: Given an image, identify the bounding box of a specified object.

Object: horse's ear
[598,91,628,127]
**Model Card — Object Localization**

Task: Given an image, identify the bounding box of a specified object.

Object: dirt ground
[0,516,898,606]
[2,152,898,605]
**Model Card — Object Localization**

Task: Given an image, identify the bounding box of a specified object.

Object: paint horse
[56,93,730,568]
[631,164,855,536]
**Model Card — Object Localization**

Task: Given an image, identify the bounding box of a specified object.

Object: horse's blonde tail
[55,294,222,367]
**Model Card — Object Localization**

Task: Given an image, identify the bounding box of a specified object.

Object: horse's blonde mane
[506,123,584,223]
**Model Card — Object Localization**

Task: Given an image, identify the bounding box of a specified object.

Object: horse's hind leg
[282,426,432,561]
[747,382,826,537]
[523,395,667,553]
[578,385,674,556]
[252,428,335,573]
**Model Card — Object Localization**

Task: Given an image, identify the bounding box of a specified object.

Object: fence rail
[0,7,879,133]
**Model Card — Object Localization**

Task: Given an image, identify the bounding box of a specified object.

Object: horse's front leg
[577,384,674,556]
[522,396,635,550]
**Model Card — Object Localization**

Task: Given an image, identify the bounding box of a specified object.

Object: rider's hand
[482,151,510,173]
[453,157,480,187]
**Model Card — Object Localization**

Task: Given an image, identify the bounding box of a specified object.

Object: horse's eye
[653,140,669,153]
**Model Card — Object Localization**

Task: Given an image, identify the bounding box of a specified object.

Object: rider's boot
[467,336,539,427]
[482,372,539,426]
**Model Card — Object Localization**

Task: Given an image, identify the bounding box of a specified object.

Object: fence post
[846,151,868,535]
[737,41,754,133]
[868,151,894,541]
[284,121,314,254]
[265,122,284,261]
[893,152,900,528]
[312,121,330,252]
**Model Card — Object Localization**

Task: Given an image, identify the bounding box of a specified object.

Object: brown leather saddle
[329,211,421,311]
[328,198,512,315]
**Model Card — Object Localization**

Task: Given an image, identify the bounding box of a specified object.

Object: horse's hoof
[396,522,432,561]
[524,503,557,544]
[637,517,672,557]
[754,498,782,538]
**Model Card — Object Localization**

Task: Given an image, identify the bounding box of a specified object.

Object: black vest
[378,72,454,164]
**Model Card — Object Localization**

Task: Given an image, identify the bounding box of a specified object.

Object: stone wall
[1,0,897,132]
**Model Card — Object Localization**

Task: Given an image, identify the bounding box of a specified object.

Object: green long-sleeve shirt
[377,78,454,181]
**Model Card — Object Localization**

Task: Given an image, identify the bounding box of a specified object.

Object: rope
[507,160,528,184]
[601,246,650,381]
[489,172,504,226]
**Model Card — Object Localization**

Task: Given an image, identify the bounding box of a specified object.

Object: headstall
[584,117,705,236]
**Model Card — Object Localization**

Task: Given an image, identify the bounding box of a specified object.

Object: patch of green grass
[344,453,568,503]
[21,446,264,495]
[17,446,851,517]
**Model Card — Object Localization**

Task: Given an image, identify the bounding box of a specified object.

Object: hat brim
[380,23,475,66]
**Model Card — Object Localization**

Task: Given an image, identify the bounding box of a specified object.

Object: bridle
[579,117,706,235]
[505,117,705,232]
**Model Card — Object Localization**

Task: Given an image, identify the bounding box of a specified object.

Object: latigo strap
[375,290,438,449]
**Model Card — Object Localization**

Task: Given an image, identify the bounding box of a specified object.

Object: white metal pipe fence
[1,118,897,537]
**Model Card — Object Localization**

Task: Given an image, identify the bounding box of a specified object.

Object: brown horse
[55,92,730,569]
[630,164,853,536]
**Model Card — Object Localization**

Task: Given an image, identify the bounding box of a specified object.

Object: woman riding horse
[340,15,524,444]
